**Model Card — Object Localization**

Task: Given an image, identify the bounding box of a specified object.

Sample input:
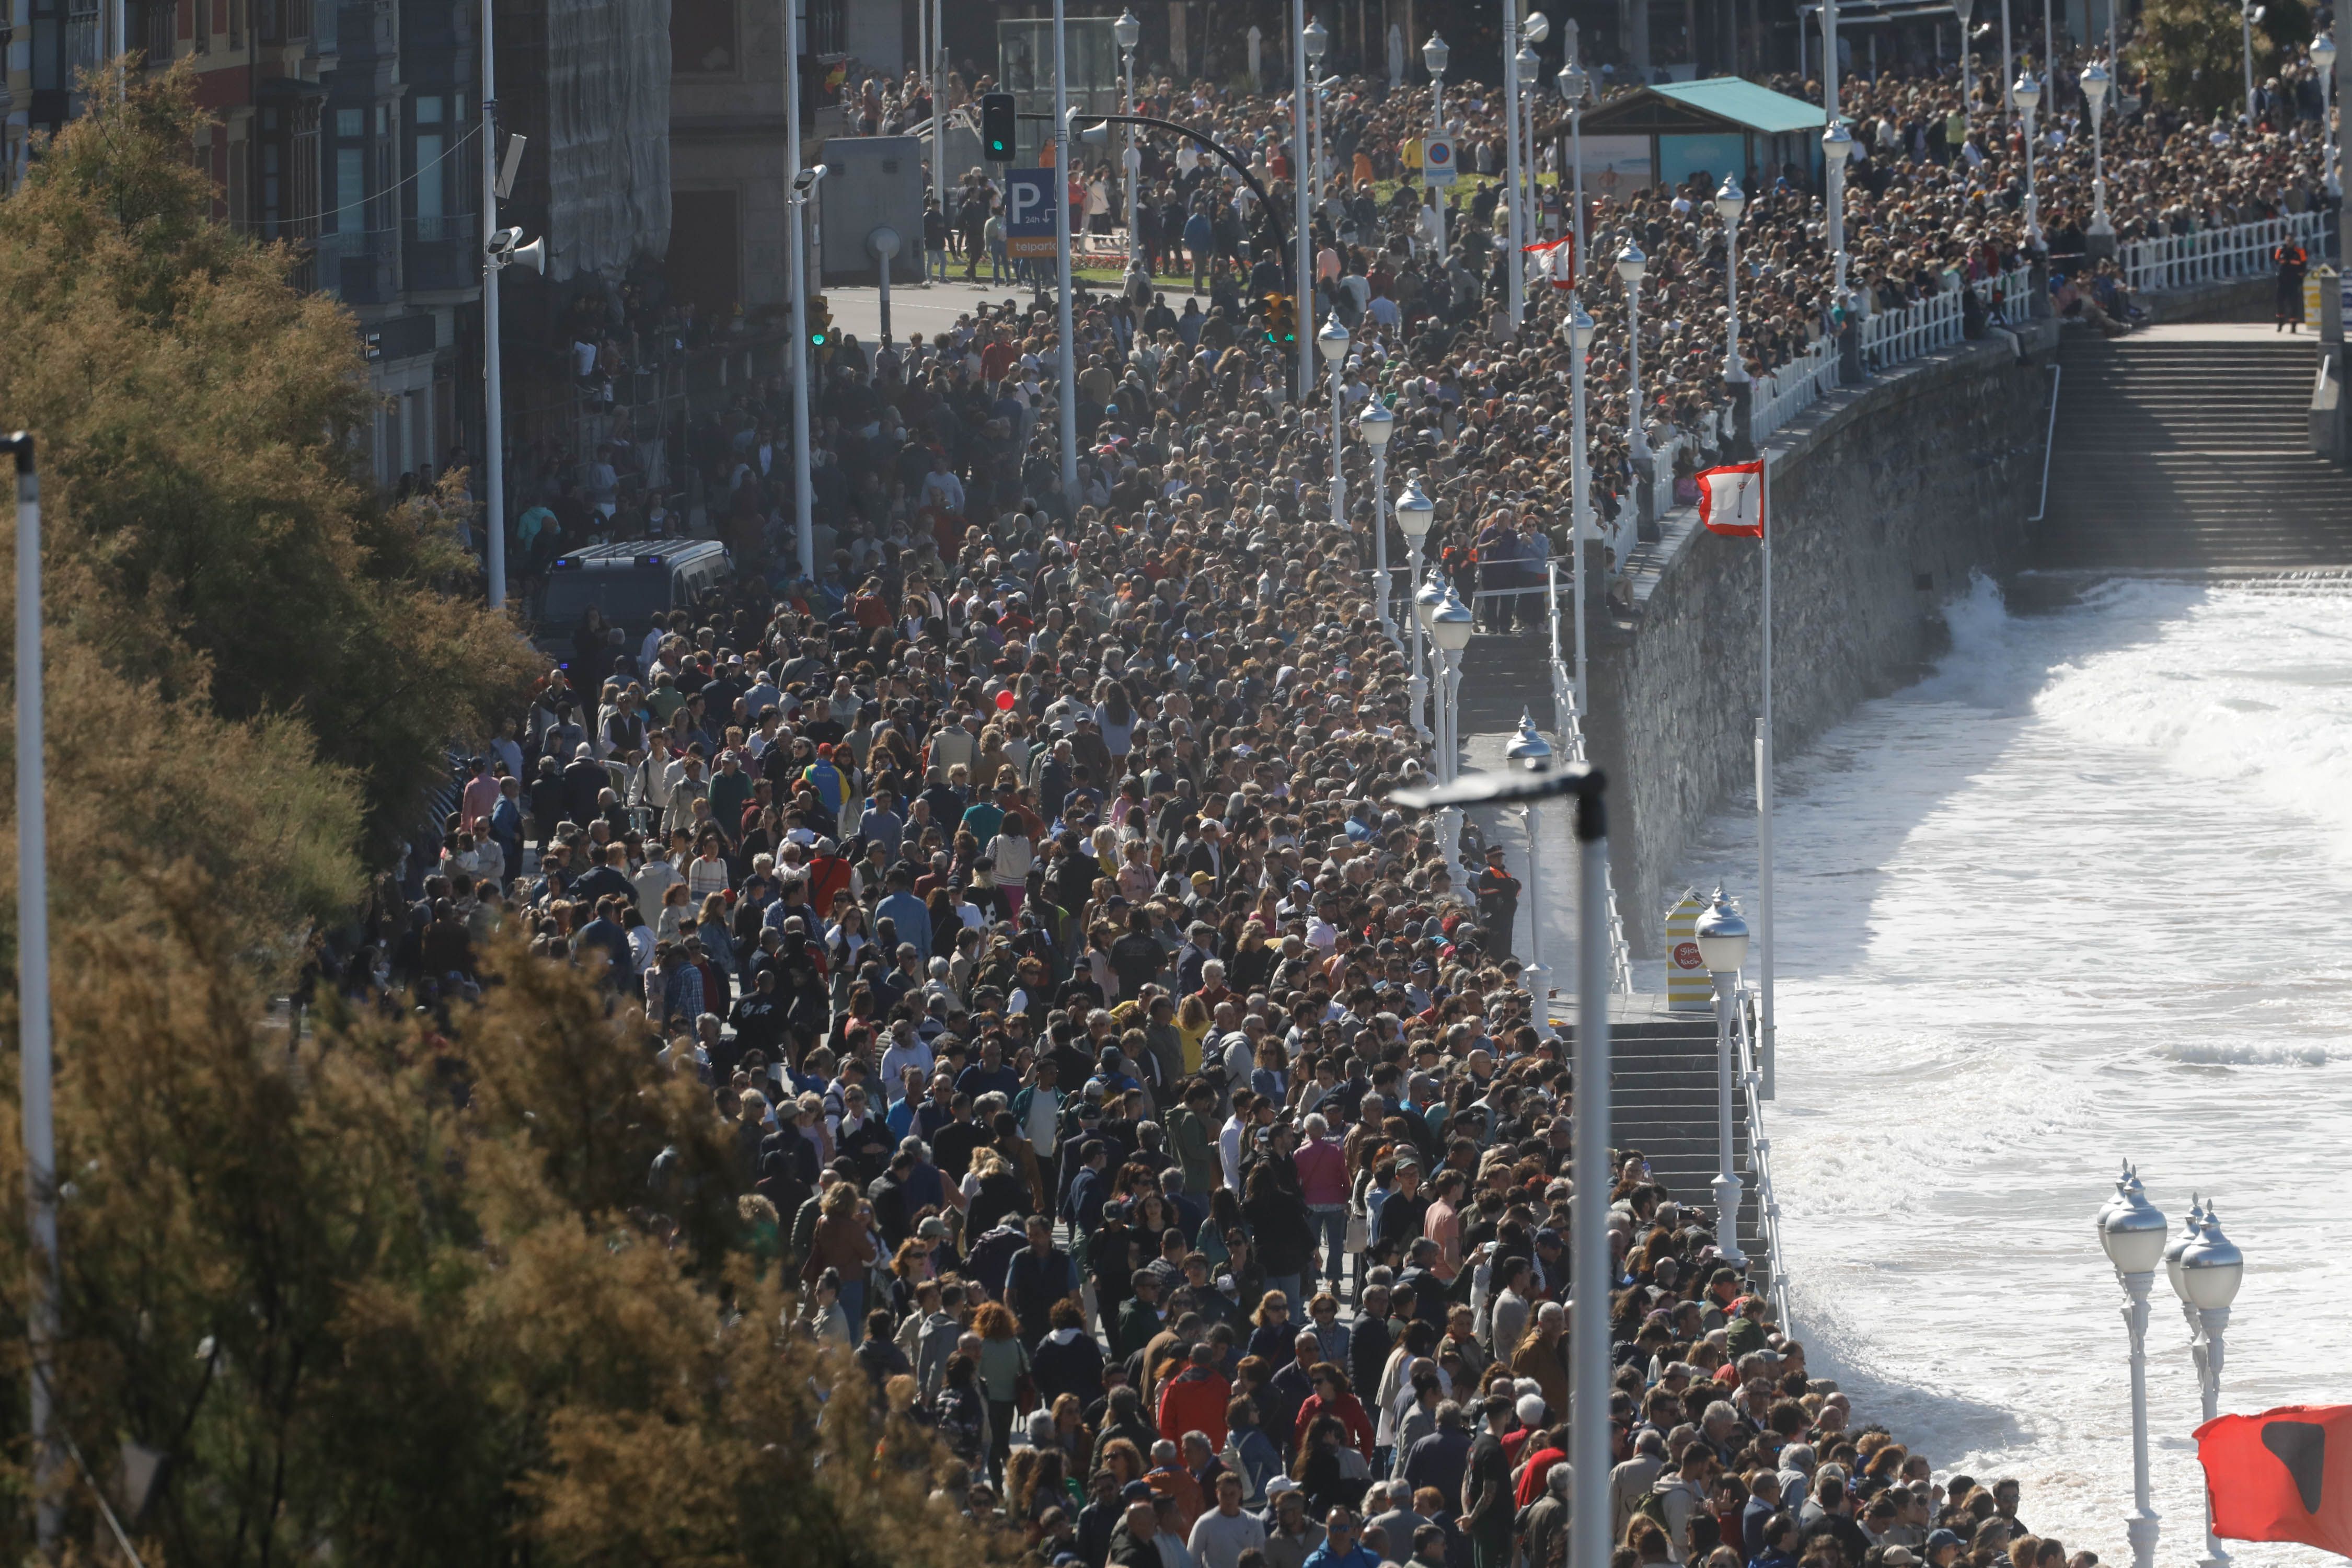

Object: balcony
[402,213,478,294]
[318,226,399,304]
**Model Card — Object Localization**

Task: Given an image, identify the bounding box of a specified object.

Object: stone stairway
[2039,333,2352,569]
[1559,999,1767,1274]
[1452,630,1560,736]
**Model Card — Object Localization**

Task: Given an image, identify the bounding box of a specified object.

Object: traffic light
[808,295,833,362]
[1262,293,1296,347]
[982,93,1017,161]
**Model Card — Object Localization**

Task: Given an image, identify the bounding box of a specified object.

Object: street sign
[1423,133,1457,186]
[1006,167,1059,258]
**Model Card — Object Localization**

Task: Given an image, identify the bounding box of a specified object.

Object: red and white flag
[1521,234,1576,290]
[1697,461,1766,538]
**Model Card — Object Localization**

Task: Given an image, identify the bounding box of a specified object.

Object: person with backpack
[931,1350,992,1472]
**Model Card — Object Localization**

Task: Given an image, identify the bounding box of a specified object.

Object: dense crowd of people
[499,38,2335,599]
[388,36,2341,1568]
[368,526,2090,1568]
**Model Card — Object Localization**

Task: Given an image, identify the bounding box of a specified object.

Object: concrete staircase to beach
[1559,1001,1768,1280]
[2039,333,2352,569]
[1452,631,1559,735]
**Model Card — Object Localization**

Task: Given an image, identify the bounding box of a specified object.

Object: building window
[334,146,363,233]
[336,106,361,137]
[416,134,443,239]
[671,0,735,72]
[375,107,393,231]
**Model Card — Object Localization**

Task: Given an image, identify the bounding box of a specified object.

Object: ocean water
[1666,574,2352,1568]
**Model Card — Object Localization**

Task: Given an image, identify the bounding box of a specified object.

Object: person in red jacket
[1292,1363,1376,1461]
[1157,1341,1233,1449]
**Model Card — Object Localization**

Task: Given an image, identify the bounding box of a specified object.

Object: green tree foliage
[0,64,1003,1566]
[0,902,1007,1567]
[0,65,537,883]
[2130,0,2278,119]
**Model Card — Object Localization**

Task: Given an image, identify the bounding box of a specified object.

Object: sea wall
[1587,320,2063,956]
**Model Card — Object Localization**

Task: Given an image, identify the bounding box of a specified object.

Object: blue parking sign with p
[1007,168,1057,258]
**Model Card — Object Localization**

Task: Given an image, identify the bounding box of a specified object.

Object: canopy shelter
[1542,77,1827,203]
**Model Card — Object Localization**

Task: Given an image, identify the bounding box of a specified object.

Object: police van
[534,538,730,665]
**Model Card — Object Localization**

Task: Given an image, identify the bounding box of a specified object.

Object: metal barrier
[1544,649,1635,996]
[1753,337,1842,441]
[2120,211,2327,294]
[1858,284,1965,371]
[1734,985,1794,1328]
[1994,266,2037,320]
[1750,267,2031,444]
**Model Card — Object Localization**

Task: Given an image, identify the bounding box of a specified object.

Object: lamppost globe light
[2180,1209,2245,1311]
[2013,71,2042,111]
[1517,43,1542,83]
[1396,478,1436,538]
[1715,175,1746,225]
[1615,238,1647,283]
[1429,588,1475,652]
[1506,710,1554,766]
[1558,61,1586,102]
[1824,121,1855,163]
[1524,8,1550,42]
[1113,6,1140,48]
[1317,314,1350,362]
[1566,307,1596,350]
[2163,1195,2207,1301]
[1358,401,1395,448]
[2096,1166,2169,1275]
[1302,15,1327,62]
[2315,32,2339,71]
[1422,31,1449,78]
[2081,59,2110,110]
[1694,887,1751,974]
[1414,571,1448,628]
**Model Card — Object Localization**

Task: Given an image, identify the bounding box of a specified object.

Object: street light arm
[1390,762,1608,811]
[1019,110,1293,284]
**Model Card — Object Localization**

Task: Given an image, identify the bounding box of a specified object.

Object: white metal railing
[1749,266,2030,443]
[1733,985,1793,1328]
[2120,211,2326,295]
[1858,283,1965,371]
[1993,265,2036,319]
[1752,336,1840,441]
[1543,633,1635,996]
[1647,430,1685,508]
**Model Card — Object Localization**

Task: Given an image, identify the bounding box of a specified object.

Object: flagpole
[1757,457,1775,1102]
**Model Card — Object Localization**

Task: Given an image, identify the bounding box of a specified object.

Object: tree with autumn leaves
[0,65,1011,1565]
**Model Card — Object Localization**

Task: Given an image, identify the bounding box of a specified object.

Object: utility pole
[1503,0,1525,330]
[479,0,505,609]
[8,431,59,1558]
[1292,0,1313,399]
[786,0,815,580]
[1053,0,1079,500]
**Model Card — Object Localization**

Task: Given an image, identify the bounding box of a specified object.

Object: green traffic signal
[981,93,1017,162]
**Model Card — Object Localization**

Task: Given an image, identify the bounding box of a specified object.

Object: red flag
[2197,1404,2352,1558]
[1522,234,1576,289]
[1697,461,1766,539]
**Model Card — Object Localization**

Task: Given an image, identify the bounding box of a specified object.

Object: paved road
[823,274,1209,342]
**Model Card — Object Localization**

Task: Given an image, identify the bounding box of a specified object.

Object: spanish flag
[2196,1404,2352,1558]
